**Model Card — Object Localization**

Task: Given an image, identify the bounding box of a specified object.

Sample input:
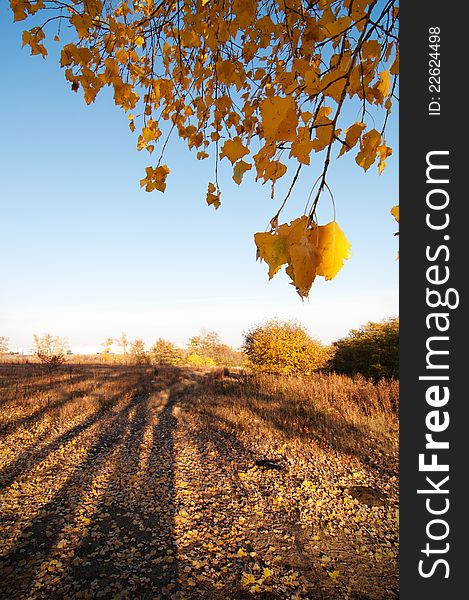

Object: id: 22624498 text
[428,26,441,116]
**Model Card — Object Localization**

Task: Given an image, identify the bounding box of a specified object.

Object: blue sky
[0,6,398,352]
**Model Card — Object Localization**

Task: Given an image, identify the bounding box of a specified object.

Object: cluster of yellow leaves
[21,27,46,58]
[139,165,170,193]
[206,182,221,209]
[11,0,398,297]
[355,129,392,173]
[255,217,351,297]
[11,0,398,191]
[241,567,274,592]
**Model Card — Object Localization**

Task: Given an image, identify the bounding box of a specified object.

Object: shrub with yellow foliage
[242,319,331,375]
[187,353,217,368]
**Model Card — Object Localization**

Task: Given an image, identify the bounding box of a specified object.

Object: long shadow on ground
[0,370,181,600]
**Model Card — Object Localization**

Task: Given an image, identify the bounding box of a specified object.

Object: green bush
[331,317,399,380]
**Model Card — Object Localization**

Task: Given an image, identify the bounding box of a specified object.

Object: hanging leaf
[220,137,249,164]
[139,165,170,193]
[316,221,352,280]
[254,217,351,298]
[232,160,252,185]
[206,182,221,209]
[260,97,298,143]
[355,129,382,171]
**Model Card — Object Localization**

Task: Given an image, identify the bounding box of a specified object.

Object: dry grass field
[0,364,398,600]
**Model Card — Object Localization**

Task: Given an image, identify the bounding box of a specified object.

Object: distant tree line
[2,317,398,380]
[99,330,244,368]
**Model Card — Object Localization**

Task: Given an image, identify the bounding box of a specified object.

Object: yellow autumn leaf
[351,0,374,20]
[315,106,333,121]
[263,160,287,185]
[391,205,399,222]
[304,69,320,95]
[311,107,335,152]
[286,218,322,297]
[320,68,347,103]
[376,70,391,102]
[70,13,92,39]
[339,122,366,156]
[206,182,221,209]
[355,129,382,171]
[141,120,161,143]
[290,126,314,165]
[260,96,298,143]
[328,570,340,580]
[254,231,290,279]
[312,123,334,152]
[220,137,249,164]
[10,0,27,21]
[323,15,352,38]
[232,160,252,185]
[22,29,47,58]
[241,572,256,586]
[361,39,381,59]
[316,221,351,281]
[377,144,392,174]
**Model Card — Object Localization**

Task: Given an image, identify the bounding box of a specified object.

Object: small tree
[129,339,149,365]
[0,336,9,357]
[188,331,220,357]
[150,339,184,366]
[101,337,114,360]
[33,333,68,368]
[331,317,399,380]
[242,319,331,375]
[188,330,243,366]
[117,332,129,363]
